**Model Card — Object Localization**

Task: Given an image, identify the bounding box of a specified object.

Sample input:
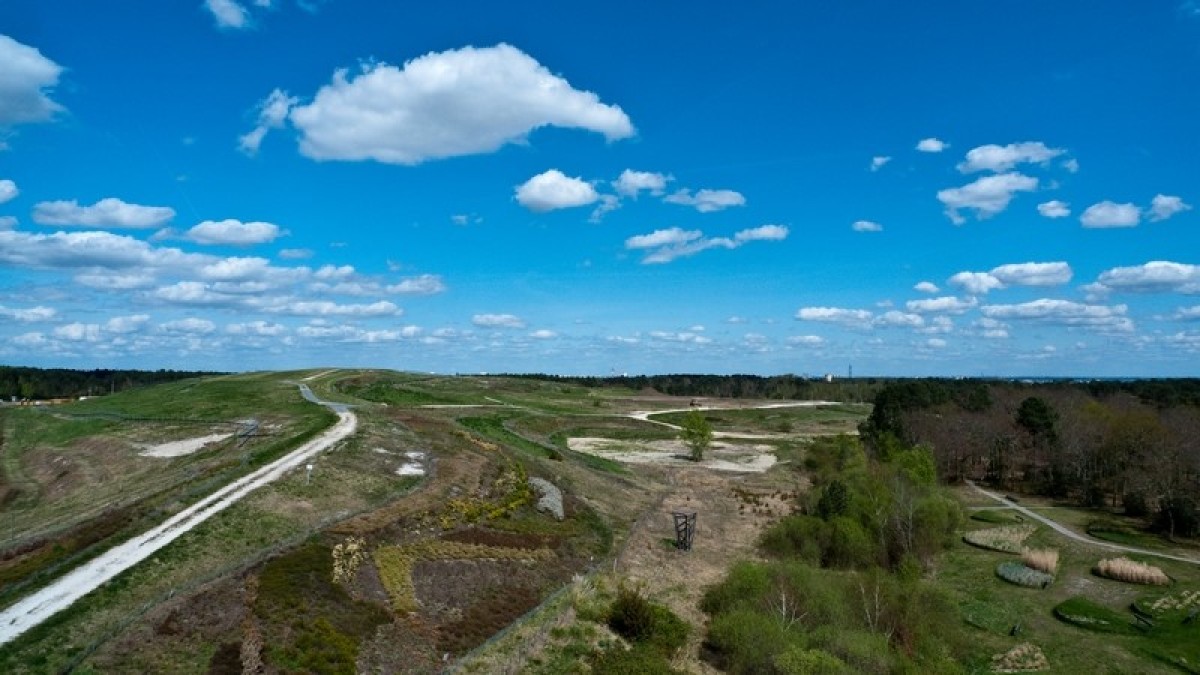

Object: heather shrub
[996,561,1054,588]
[607,585,688,656]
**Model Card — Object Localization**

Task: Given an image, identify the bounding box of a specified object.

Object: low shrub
[773,646,853,674]
[607,585,688,656]
[996,561,1054,589]
[1021,548,1058,575]
[962,525,1036,553]
[590,643,679,675]
[1094,557,1171,586]
[1137,588,1200,616]
[990,642,1049,673]
[1053,596,1137,634]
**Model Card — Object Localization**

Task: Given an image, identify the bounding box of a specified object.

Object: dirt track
[0,391,357,645]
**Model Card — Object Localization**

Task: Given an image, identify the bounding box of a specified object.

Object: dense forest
[0,366,218,400]
[860,378,1200,538]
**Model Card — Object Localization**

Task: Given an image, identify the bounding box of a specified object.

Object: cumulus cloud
[104,314,150,333]
[1080,201,1140,228]
[0,304,55,322]
[266,300,400,317]
[1038,200,1070,218]
[795,307,873,327]
[0,35,65,127]
[1149,194,1191,222]
[278,248,313,259]
[614,170,670,197]
[916,137,947,153]
[905,296,978,314]
[787,335,825,346]
[473,313,525,328]
[981,299,1132,331]
[937,172,1037,224]
[875,310,924,328]
[54,322,101,342]
[0,216,15,230]
[239,89,298,155]
[185,219,284,245]
[914,281,939,294]
[0,179,17,204]
[529,329,557,339]
[957,141,1064,173]
[1174,306,1200,320]
[32,197,176,229]
[626,225,787,264]
[926,338,948,348]
[649,330,711,344]
[851,220,882,233]
[990,261,1072,287]
[226,320,287,336]
[870,156,891,171]
[663,188,745,213]
[0,228,201,270]
[515,169,599,212]
[276,44,633,164]
[1093,261,1200,295]
[948,271,1003,295]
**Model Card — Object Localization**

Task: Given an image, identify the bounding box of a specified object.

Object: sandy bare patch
[138,432,234,458]
[568,437,777,472]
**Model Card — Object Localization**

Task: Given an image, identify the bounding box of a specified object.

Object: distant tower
[848,364,853,379]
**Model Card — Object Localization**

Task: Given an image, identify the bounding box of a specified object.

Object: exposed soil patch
[138,432,233,458]
[568,437,777,472]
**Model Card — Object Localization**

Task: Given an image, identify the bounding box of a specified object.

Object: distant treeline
[499,373,884,402]
[0,366,219,400]
[860,378,1200,537]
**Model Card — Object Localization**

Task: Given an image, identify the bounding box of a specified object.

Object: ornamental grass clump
[1021,548,1059,575]
[1094,557,1170,586]
[963,524,1037,553]
[1147,588,1200,614]
[997,561,1055,589]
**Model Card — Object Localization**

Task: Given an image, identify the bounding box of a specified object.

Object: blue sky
[1,1,1198,376]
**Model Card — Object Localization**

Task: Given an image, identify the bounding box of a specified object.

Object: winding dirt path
[967,481,1200,566]
[0,388,358,645]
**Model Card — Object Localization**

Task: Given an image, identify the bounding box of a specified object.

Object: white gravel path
[0,390,358,645]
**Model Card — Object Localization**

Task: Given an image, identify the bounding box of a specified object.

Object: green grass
[970,508,1023,524]
[650,404,869,435]
[458,414,562,460]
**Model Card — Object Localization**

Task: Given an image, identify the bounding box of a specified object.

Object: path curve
[966,481,1200,566]
[0,386,357,645]
[626,400,847,438]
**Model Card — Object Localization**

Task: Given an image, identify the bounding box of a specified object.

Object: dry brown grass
[1094,557,1170,586]
[1021,548,1059,575]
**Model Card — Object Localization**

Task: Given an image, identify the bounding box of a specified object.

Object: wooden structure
[672,511,697,551]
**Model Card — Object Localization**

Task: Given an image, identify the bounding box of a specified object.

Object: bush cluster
[996,561,1054,589]
[1094,557,1171,586]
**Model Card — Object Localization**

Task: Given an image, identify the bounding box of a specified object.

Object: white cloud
[278,248,313,260]
[0,305,55,322]
[160,318,217,334]
[0,216,15,230]
[663,188,745,213]
[795,307,873,327]
[104,314,150,333]
[990,261,1072,287]
[851,220,882,233]
[948,271,1003,295]
[870,156,891,171]
[1037,200,1070,218]
[54,322,101,342]
[588,194,620,223]
[387,274,446,295]
[204,0,251,28]
[32,197,176,229]
[625,227,701,250]
[266,300,400,317]
[473,313,525,329]
[875,310,924,328]
[787,335,825,346]
[1094,261,1200,295]
[1149,194,1191,222]
[0,228,201,270]
[281,44,633,164]
[239,89,298,155]
[916,137,947,153]
[530,329,557,339]
[981,299,1132,331]
[905,296,978,314]
[914,281,939,294]
[926,338,947,348]
[515,169,599,212]
[1080,201,1140,228]
[0,179,17,204]
[226,320,287,336]
[626,225,786,264]
[186,219,283,245]
[1174,306,1200,320]
[1062,158,1080,173]
[957,141,1064,173]
[735,224,788,242]
[614,170,670,197]
[0,35,65,126]
[937,172,1037,224]
[649,331,711,344]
